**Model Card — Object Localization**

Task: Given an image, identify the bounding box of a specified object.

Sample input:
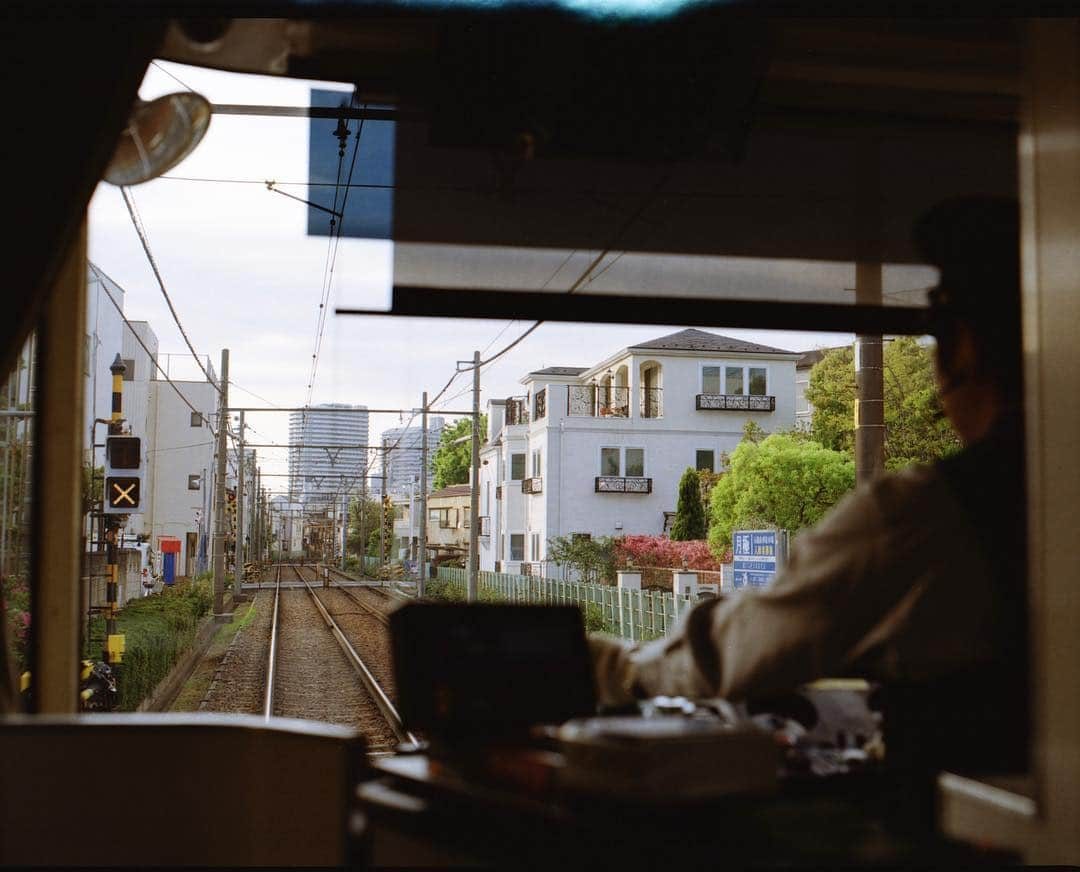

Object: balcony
[640,387,663,419]
[696,393,776,412]
[567,384,630,418]
[522,476,543,495]
[506,397,530,426]
[595,476,653,494]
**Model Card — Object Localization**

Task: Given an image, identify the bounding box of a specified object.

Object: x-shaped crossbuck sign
[111,482,137,506]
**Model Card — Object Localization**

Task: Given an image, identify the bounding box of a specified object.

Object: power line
[150,60,195,93]
[88,262,219,439]
[119,186,220,393]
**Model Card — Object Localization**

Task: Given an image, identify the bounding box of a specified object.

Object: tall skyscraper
[380,417,446,496]
[288,404,370,507]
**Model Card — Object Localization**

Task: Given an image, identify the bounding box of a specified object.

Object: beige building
[425,484,471,561]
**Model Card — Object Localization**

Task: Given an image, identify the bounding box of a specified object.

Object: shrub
[86,581,212,711]
[615,535,723,571]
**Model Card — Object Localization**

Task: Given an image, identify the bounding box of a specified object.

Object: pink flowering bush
[614,535,729,571]
[2,573,31,672]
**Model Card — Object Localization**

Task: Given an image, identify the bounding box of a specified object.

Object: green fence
[435,567,697,642]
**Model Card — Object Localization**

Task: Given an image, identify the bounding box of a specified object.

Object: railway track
[262,563,415,751]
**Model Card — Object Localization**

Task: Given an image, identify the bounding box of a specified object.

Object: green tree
[347,496,382,556]
[707,433,855,554]
[671,467,707,540]
[432,415,488,490]
[805,338,961,470]
[547,535,617,584]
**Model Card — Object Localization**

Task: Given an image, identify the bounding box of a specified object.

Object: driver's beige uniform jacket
[590,461,1000,707]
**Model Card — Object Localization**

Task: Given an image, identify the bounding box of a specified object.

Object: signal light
[104,435,144,515]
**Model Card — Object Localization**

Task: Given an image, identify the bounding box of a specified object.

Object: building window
[724,366,743,395]
[530,532,541,560]
[429,508,440,525]
[600,447,621,476]
[696,450,715,472]
[510,534,525,561]
[702,366,721,395]
[190,411,203,427]
[122,358,136,381]
[625,448,645,478]
[510,453,526,481]
[531,449,542,478]
[748,367,768,396]
[187,474,201,491]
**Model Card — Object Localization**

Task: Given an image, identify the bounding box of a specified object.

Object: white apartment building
[477,328,799,575]
[288,404,369,508]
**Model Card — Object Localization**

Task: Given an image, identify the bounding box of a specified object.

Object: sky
[87,59,854,491]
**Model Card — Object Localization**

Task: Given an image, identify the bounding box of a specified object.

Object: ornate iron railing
[505,397,530,425]
[534,388,547,420]
[695,393,776,412]
[595,476,653,494]
[567,384,630,418]
[522,476,543,494]
[640,387,663,418]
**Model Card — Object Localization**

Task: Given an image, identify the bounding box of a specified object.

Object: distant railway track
[262,563,414,750]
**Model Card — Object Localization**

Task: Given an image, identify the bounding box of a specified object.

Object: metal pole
[360,466,367,577]
[234,409,246,598]
[418,391,428,596]
[468,350,480,602]
[212,349,229,618]
[102,354,126,669]
[379,449,386,573]
[340,492,347,571]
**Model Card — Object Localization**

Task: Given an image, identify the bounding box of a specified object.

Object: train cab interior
[2,6,1079,867]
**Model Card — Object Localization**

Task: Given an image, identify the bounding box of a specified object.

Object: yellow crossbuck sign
[107,476,140,509]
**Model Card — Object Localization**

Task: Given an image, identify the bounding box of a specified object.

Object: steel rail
[301,578,417,748]
[263,565,282,720]
[325,570,390,628]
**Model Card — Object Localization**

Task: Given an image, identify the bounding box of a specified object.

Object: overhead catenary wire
[88,263,219,439]
[120,186,220,393]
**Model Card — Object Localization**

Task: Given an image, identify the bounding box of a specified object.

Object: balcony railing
[522,476,543,494]
[567,384,630,418]
[595,476,653,494]
[641,387,663,419]
[506,397,530,425]
[534,388,547,420]
[696,393,776,412]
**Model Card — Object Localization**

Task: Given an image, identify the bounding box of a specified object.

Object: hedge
[86,578,212,711]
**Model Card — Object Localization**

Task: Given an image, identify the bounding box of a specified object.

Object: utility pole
[418,391,428,596]
[360,466,367,577]
[340,491,348,571]
[379,449,387,573]
[233,409,246,600]
[468,350,481,602]
[212,349,229,618]
[854,139,885,484]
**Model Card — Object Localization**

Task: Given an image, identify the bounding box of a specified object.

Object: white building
[288,404,369,508]
[379,418,446,496]
[477,328,799,575]
[145,378,218,576]
[85,263,126,467]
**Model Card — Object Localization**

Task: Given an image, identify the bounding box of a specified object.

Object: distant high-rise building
[380,417,446,496]
[288,404,370,507]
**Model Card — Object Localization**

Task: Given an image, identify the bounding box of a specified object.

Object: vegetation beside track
[85,577,212,711]
[170,598,257,712]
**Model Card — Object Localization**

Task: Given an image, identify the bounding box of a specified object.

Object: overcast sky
[87,59,853,491]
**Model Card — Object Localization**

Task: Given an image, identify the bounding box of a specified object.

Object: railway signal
[104,434,145,515]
